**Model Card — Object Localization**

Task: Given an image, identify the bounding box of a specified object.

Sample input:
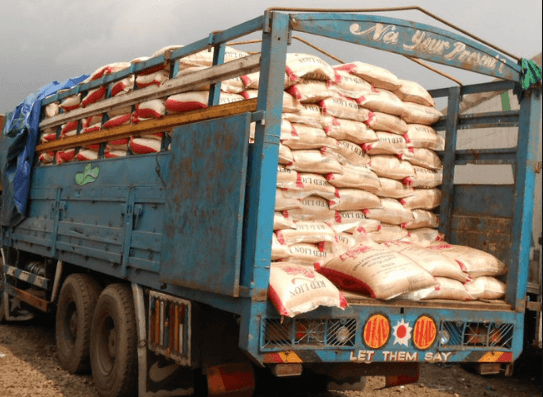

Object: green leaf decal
[75,164,100,186]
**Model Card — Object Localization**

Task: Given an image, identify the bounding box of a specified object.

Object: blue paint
[1,10,540,370]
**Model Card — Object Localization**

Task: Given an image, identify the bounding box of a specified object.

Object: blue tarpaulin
[1,75,89,227]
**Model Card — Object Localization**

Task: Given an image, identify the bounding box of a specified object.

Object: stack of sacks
[332,62,444,245]
[38,102,61,165]
[269,54,385,273]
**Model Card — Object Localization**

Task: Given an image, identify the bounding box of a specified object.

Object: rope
[403,56,463,86]
[266,6,520,61]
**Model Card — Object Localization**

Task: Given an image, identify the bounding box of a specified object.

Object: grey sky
[0,0,541,114]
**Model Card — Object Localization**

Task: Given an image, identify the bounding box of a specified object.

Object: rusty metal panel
[159,113,251,297]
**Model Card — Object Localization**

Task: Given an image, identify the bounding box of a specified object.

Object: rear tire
[90,284,138,397]
[56,273,102,373]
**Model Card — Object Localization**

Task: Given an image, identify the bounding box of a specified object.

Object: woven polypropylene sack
[375,177,415,199]
[283,196,336,223]
[316,239,437,300]
[365,110,408,135]
[332,211,381,234]
[402,102,442,125]
[322,140,370,167]
[403,124,445,151]
[369,155,415,180]
[465,276,506,300]
[363,198,414,226]
[325,117,378,144]
[405,210,439,229]
[268,262,347,317]
[400,188,442,210]
[383,241,470,282]
[276,221,336,245]
[290,150,343,175]
[401,147,443,170]
[329,188,382,211]
[319,95,370,122]
[395,79,436,107]
[326,164,380,192]
[334,62,401,91]
[398,277,471,301]
[427,244,507,278]
[362,131,411,155]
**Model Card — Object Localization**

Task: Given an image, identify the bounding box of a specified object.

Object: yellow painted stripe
[478,351,504,362]
[279,351,303,363]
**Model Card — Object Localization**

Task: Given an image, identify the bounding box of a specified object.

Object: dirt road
[0,317,541,397]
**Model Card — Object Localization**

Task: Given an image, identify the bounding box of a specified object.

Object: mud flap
[144,351,195,396]
[384,362,420,388]
[207,362,255,397]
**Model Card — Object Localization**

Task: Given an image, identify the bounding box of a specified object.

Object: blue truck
[1,8,541,397]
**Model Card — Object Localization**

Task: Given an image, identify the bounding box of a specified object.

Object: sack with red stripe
[56,149,76,164]
[290,149,343,175]
[316,229,437,299]
[130,137,162,154]
[407,228,445,247]
[76,149,99,162]
[326,164,380,192]
[39,151,55,165]
[399,188,442,210]
[283,196,335,223]
[268,262,348,317]
[322,140,369,167]
[272,233,290,260]
[332,211,381,234]
[325,117,378,144]
[426,243,507,278]
[402,102,442,125]
[465,276,506,300]
[363,198,414,226]
[136,70,169,88]
[283,104,324,127]
[367,223,409,243]
[276,221,336,245]
[59,93,81,112]
[82,86,107,107]
[328,188,382,211]
[60,121,79,138]
[273,212,297,231]
[103,113,132,129]
[133,99,166,121]
[282,124,337,150]
[334,62,401,91]
[40,128,57,144]
[395,79,436,107]
[403,124,444,150]
[383,241,470,282]
[286,79,338,103]
[87,62,131,81]
[105,149,128,158]
[276,166,303,190]
[334,69,374,100]
[356,89,405,118]
[285,242,335,268]
[365,110,408,135]
[405,209,439,229]
[319,95,370,122]
[165,91,243,113]
[107,138,129,152]
[111,76,135,97]
[369,155,415,181]
[243,90,302,114]
[398,277,471,301]
[375,177,415,199]
[176,66,246,94]
[400,147,443,170]
[285,53,337,84]
[362,131,411,156]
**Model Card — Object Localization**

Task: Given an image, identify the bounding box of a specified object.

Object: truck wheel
[56,273,102,373]
[90,284,138,397]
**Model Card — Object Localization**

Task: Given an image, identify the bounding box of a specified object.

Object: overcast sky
[0,0,541,114]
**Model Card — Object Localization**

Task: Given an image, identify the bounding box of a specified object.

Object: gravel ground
[0,316,541,397]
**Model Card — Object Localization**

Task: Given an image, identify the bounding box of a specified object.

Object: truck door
[159,113,251,297]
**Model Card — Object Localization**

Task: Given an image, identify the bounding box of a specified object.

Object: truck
[0,7,541,397]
